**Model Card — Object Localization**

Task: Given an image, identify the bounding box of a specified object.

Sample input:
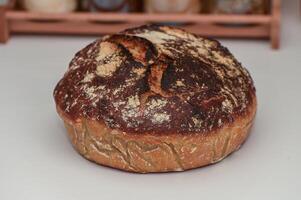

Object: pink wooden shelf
[0,0,281,49]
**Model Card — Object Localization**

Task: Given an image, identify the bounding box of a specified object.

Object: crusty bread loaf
[54,25,257,173]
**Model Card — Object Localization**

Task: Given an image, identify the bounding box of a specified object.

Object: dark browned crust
[54,25,256,135]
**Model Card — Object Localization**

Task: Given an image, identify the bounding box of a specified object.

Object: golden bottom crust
[57,98,256,173]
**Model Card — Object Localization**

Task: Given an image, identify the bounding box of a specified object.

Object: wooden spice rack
[0,0,281,49]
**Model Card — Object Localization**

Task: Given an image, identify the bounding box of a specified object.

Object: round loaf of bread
[54,25,256,173]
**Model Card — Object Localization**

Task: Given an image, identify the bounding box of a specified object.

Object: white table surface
[1,2,300,200]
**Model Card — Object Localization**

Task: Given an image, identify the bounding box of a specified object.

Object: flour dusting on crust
[54,25,256,134]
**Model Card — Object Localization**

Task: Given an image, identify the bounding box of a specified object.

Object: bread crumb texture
[54,25,256,134]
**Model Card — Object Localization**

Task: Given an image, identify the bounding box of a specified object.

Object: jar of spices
[205,0,268,14]
[144,0,202,14]
[81,0,141,13]
[20,0,77,13]
[0,0,9,6]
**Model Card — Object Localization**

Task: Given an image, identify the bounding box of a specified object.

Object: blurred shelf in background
[0,0,281,49]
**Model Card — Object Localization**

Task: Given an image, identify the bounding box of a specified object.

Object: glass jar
[204,0,268,14]
[81,0,141,13]
[0,0,9,6]
[144,0,202,14]
[20,0,77,13]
